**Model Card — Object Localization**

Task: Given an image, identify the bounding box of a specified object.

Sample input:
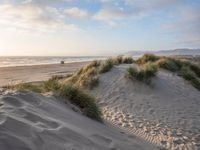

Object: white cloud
[21,0,75,5]
[94,6,128,21]
[0,3,78,31]
[64,7,89,18]
[163,6,200,46]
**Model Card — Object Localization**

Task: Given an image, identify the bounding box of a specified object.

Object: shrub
[180,66,200,91]
[122,56,134,64]
[190,63,200,78]
[59,84,102,121]
[127,63,158,84]
[137,54,160,64]
[99,58,114,73]
[126,67,139,79]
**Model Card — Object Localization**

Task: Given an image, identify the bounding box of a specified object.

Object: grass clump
[122,56,134,64]
[42,76,61,92]
[66,61,100,89]
[137,54,160,64]
[156,58,182,72]
[112,55,123,65]
[179,66,200,90]
[6,83,43,93]
[59,84,102,121]
[99,58,114,73]
[127,63,158,84]
[189,63,200,78]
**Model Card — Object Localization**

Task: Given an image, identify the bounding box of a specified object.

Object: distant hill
[126,48,200,56]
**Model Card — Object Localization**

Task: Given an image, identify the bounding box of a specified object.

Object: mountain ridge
[126,48,200,56]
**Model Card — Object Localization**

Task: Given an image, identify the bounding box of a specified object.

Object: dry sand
[0,92,160,150]
[1,62,200,150]
[92,64,200,150]
[0,62,89,87]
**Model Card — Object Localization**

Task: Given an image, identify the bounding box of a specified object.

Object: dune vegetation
[4,56,134,121]
[59,84,102,121]
[127,63,158,84]
[65,56,134,89]
[135,54,200,90]
[5,83,43,93]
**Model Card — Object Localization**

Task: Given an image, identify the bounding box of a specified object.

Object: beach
[0,56,200,150]
[0,61,89,87]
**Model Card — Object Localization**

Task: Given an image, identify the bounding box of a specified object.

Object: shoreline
[0,60,91,68]
[0,61,90,87]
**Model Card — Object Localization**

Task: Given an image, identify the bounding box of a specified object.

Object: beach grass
[5,83,43,93]
[137,54,160,64]
[59,84,102,121]
[156,58,181,72]
[127,62,158,84]
[42,76,61,92]
[136,54,200,90]
[99,58,114,73]
[179,66,200,90]
[65,56,134,89]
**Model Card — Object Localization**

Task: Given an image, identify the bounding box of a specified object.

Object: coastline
[0,61,90,87]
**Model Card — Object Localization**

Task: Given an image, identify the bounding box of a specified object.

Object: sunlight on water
[0,56,106,67]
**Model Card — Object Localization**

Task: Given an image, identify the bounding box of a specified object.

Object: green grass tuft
[122,56,134,64]
[59,84,102,121]
[99,58,114,73]
[42,76,61,92]
[127,63,158,84]
[179,66,200,90]
[156,58,181,72]
[6,83,43,93]
[189,63,200,78]
[137,54,160,64]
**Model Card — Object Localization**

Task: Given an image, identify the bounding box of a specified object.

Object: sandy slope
[92,64,200,150]
[0,92,160,150]
[0,61,89,87]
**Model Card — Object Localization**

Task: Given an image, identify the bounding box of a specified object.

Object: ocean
[0,56,106,67]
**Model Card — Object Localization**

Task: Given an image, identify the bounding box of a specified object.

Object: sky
[0,0,199,56]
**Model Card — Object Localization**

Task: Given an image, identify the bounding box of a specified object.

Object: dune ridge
[0,91,160,150]
[93,64,200,150]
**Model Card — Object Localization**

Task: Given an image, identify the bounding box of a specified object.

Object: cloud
[163,6,200,46]
[93,1,132,26]
[64,7,89,18]
[0,3,78,31]
[21,0,74,6]
[94,6,128,21]
[94,0,181,25]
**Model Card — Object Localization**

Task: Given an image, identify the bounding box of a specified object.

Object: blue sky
[0,0,199,56]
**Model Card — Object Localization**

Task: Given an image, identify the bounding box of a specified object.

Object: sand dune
[0,91,160,150]
[92,64,200,150]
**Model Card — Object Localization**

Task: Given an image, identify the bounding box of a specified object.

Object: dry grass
[127,63,158,84]
[137,54,160,64]
[59,84,102,121]
[5,83,43,93]
[136,54,200,90]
